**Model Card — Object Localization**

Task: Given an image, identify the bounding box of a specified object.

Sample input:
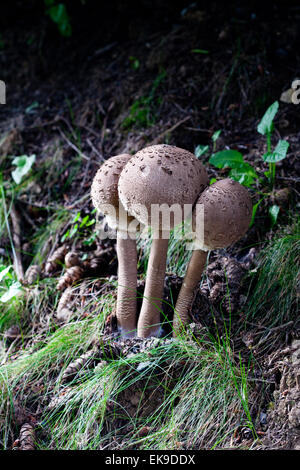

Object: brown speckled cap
[118,144,208,228]
[91,154,133,229]
[193,178,252,250]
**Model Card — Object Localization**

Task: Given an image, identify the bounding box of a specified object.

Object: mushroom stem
[116,230,137,337]
[137,236,169,338]
[173,249,208,337]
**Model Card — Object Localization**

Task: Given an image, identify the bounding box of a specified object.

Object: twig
[149,116,191,145]
[65,193,91,210]
[55,127,90,161]
[87,138,105,162]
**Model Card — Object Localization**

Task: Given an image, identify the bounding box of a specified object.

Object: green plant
[198,102,290,227]
[11,154,36,185]
[44,0,72,37]
[0,265,23,303]
[61,210,96,243]
[122,70,166,129]
[243,216,300,352]
[129,56,140,70]
[207,101,289,189]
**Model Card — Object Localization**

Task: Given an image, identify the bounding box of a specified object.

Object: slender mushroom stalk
[173,249,208,333]
[91,154,138,337]
[118,144,208,338]
[137,235,169,337]
[173,178,252,337]
[116,229,137,336]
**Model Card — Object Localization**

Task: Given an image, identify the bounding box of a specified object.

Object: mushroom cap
[118,144,208,230]
[192,178,252,251]
[91,154,134,230]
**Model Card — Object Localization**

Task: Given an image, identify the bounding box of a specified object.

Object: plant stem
[266,131,275,188]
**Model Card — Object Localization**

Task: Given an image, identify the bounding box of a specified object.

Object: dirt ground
[0,0,299,450]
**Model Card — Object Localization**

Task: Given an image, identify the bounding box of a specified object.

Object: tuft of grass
[243,216,300,349]
[40,334,254,450]
[0,283,115,449]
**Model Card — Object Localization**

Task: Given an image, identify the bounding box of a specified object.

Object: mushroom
[91,154,138,337]
[118,144,208,337]
[173,178,252,336]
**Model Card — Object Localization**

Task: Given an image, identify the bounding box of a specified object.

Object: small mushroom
[91,154,138,337]
[118,144,208,337]
[173,178,252,336]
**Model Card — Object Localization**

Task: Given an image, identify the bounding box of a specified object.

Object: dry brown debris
[57,265,84,291]
[19,423,35,450]
[45,245,68,275]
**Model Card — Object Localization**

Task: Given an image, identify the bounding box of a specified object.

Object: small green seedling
[122,70,166,129]
[61,211,96,243]
[0,265,23,303]
[11,154,36,185]
[44,0,72,37]
[194,129,221,158]
[129,56,140,70]
[257,101,289,187]
[211,129,221,152]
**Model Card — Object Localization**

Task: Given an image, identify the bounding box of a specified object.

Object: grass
[244,215,300,337]
[122,70,166,130]
[0,282,115,448]
[0,258,256,450]
[40,334,254,450]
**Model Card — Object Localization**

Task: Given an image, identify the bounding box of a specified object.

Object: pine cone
[19,423,35,450]
[62,348,98,382]
[24,265,41,285]
[65,251,81,269]
[45,245,68,275]
[56,286,73,322]
[57,266,84,291]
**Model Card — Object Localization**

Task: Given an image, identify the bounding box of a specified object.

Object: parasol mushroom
[91,154,138,337]
[173,178,252,336]
[118,144,208,337]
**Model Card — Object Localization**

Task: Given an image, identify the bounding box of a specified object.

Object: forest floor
[0,1,299,450]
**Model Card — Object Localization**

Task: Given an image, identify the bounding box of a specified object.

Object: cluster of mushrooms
[91,144,252,339]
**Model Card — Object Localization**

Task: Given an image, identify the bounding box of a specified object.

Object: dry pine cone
[19,423,35,450]
[45,245,68,275]
[57,266,84,291]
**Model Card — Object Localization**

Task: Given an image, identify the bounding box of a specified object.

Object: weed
[243,217,300,352]
[122,70,166,129]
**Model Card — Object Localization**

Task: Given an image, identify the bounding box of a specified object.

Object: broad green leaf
[195,145,209,158]
[257,101,279,135]
[11,154,36,184]
[269,204,280,227]
[262,140,289,163]
[209,150,244,169]
[209,178,217,185]
[228,162,258,187]
[0,281,22,303]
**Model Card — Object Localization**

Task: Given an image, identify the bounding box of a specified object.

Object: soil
[0,0,299,450]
